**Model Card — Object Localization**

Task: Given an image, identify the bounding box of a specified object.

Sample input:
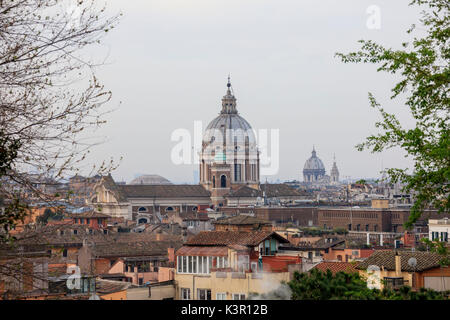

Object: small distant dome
[303,148,325,171]
[129,175,172,185]
[303,147,326,183]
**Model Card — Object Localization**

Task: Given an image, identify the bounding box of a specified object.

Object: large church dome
[199,77,260,194]
[303,147,326,183]
[304,148,325,171]
[202,78,257,156]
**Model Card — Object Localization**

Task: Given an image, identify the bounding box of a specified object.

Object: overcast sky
[83,0,423,184]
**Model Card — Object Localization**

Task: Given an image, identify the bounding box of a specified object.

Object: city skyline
[79,0,420,184]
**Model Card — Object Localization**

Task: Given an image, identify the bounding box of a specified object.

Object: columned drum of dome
[303,147,326,183]
[199,78,260,204]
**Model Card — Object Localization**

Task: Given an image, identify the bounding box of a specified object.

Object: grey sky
[85,0,422,184]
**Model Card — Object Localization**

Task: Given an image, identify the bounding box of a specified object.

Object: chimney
[395,253,401,276]
[167,247,175,263]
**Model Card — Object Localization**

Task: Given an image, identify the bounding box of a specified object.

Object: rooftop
[213,215,271,226]
[185,231,289,247]
[313,262,358,274]
[357,250,444,272]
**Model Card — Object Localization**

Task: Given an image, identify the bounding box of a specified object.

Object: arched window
[138,218,148,224]
[192,206,198,212]
[220,175,226,188]
[138,207,147,213]
[166,207,174,212]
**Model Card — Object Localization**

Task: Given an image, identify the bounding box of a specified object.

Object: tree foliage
[288,269,449,300]
[421,238,450,266]
[336,0,450,227]
[0,0,120,240]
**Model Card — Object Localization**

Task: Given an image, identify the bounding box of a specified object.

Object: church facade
[199,77,260,206]
[90,78,305,221]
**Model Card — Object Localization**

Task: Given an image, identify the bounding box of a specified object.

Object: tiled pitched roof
[71,211,110,219]
[213,215,271,225]
[182,213,210,221]
[176,246,228,257]
[313,262,358,274]
[96,279,131,294]
[356,250,443,272]
[261,184,304,197]
[91,240,180,258]
[185,231,289,247]
[14,224,183,247]
[119,184,211,198]
[102,174,128,202]
[226,186,261,198]
[226,184,303,198]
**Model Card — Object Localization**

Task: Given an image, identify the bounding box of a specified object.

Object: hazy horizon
[78,0,422,184]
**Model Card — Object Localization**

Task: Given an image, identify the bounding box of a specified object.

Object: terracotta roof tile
[226,184,303,198]
[213,215,271,225]
[96,279,131,294]
[185,231,289,247]
[119,184,211,199]
[356,250,443,272]
[313,262,358,274]
[176,246,228,257]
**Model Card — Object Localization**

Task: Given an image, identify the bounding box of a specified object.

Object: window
[73,229,78,235]
[238,255,249,273]
[86,219,90,224]
[138,278,143,286]
[198,256,203,274]
[233,294,246,300]
[234,164,241,182]
[251,262,258,273]
[166,207,174,212]
[197,289,211,300]
[188,256,192,273]
[182,256,187,273]
[62,249,67,258]
[216,293,227,300]
[138,207,147,212]
[213,176,215,188]
[384,277,404,290]
[192,256,197,273]
[220,175,227,188]
[202,256,208,274]
[181,288,190,300]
